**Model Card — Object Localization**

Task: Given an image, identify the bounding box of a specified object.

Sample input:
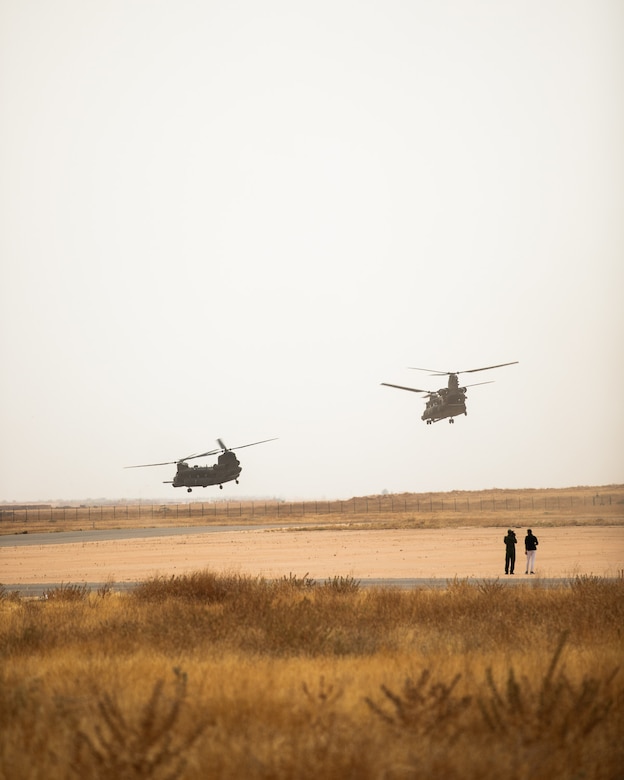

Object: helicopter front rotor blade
[408,361,518,376]
[407,366,450,376]
[463,380,495,388]
[458,361,519,374]
[381,383,431,394]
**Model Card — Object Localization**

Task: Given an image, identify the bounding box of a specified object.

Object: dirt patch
[2,526,623,585]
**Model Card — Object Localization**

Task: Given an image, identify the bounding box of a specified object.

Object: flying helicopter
[125,438,277,491]
[381,361,518,424]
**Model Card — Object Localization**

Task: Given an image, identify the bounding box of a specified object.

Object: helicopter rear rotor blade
[124,459,179,469]
[226,437,279,452]
[184,448,221,461]
[186,437,278,461]
[127,437,278,469]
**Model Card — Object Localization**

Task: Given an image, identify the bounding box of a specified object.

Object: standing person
[525,529,539,574]
[503,529,517,574]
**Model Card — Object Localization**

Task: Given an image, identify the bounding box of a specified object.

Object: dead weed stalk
[73,668,208,780]
[478,632,620,746]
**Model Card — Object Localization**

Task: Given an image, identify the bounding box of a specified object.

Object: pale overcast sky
[1,0,622,503]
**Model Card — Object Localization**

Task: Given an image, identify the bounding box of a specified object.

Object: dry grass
[1,571,623,779]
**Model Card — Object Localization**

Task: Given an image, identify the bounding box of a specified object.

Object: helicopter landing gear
[219,484,223,489]
[235,479,239,484]
[449,418,454,424]
[187,488,192,492]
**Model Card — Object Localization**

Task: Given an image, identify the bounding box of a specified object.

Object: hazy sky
[1,0,622,503]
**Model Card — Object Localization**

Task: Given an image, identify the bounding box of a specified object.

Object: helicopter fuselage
[169,452,242,491]
[422,400,467,423]
[421,389,467,424]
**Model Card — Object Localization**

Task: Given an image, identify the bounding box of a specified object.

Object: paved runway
[0,525,262,547]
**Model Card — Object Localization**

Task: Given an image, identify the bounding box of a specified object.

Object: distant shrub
[0,585,21,603]
[130,571,266,604]
[43,583,89,602]
[323,575,361,594]
[279,571,317,589]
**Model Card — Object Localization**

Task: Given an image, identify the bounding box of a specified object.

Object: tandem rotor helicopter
[381,361,518,424]
[125,438,277,492]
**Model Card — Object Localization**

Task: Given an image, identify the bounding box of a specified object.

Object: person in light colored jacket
[524,529,539,574]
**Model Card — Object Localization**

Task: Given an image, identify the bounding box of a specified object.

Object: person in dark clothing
[525,529,539,574]
[503,529,517,574]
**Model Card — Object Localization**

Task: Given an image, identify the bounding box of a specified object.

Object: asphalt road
[0,525,263,547]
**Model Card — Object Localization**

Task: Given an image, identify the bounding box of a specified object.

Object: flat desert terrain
[2,525,623,586]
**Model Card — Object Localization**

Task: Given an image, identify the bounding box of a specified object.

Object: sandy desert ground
[2,525,623,587]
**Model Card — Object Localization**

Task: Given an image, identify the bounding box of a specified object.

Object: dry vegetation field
[2,484,623,535]
[1,573,623,779]
[1,485,622,779]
